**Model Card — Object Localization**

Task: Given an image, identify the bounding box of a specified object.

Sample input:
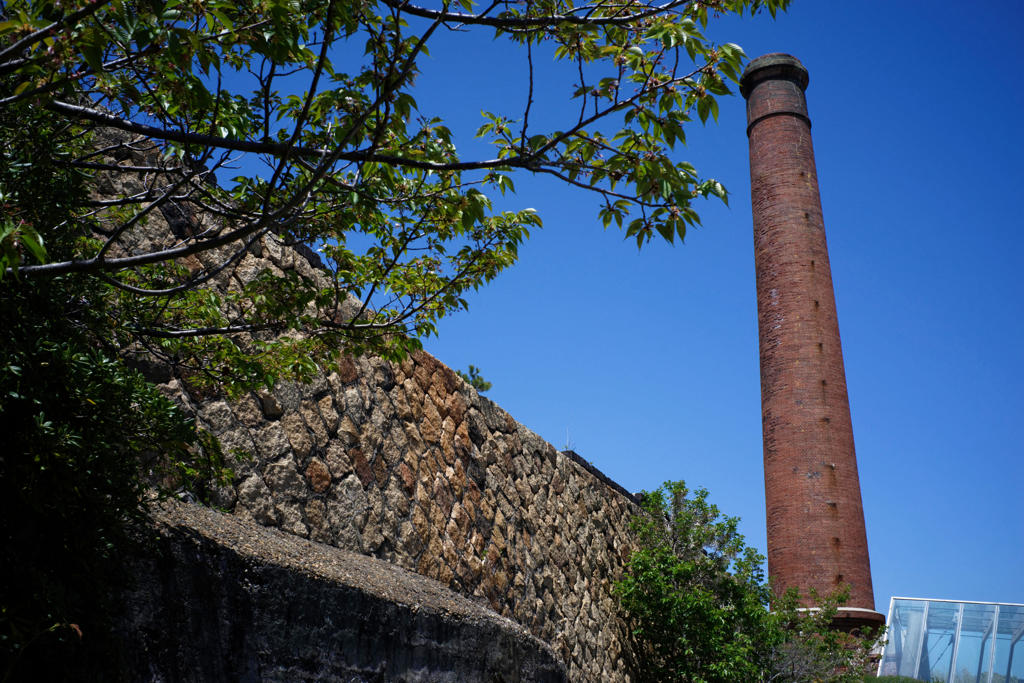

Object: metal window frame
[877,597,1024,683]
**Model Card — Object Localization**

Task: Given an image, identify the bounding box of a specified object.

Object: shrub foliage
[616,481,882,682]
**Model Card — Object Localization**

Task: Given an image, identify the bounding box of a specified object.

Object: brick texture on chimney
[741,54,884,630]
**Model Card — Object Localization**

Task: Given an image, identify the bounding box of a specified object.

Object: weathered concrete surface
[116,498,566,683]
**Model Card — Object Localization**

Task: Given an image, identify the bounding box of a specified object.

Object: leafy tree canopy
[2,0,788,389]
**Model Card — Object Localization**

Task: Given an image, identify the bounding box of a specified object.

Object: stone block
[349,448,374,488]
[323,441,352,479]
[237,474,279,525]
[231,394,265,428]
[201,400,236,435]
[264,455,306,498]
[280,413,312,460]
[317,395,339,434]
[305,458,331,493]
[342,386,366,425]
[253,422,291,460]
[275,500,308,538]
[421,397,442,445]
[300,399,329,448]
[335,356,359,384]
[337,415,360,447]
[257,389,284,419]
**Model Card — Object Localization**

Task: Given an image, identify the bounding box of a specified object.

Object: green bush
[616,481,882,682]
[615,481,773,681]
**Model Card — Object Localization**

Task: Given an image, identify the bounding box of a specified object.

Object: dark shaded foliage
[0,100,219,680]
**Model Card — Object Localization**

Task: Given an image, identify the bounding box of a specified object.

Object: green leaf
[19,229,47,264]
[80,40,104,72]
[209,8,234,29]
[696,95,711,124]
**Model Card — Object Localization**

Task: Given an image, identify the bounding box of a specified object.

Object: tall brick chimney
[740,53,884,630]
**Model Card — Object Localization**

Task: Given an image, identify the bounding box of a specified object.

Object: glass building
[878,597,1024,682]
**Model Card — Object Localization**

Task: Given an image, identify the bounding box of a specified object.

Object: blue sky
[406,2,1024,612]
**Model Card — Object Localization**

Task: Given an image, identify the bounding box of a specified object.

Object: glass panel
[878,609,900,676]
[951,603,997,683]
[990,631,1012,682]
[1010,638,1024,683]
[1002,603,1024,683]
[922,602,959,681]
[880,598,929,679]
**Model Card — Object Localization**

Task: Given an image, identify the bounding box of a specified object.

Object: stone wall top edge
[420,349,642,510]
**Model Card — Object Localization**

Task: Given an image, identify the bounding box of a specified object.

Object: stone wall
[167,343,639,681]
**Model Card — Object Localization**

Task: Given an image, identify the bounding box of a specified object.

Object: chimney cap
[740,53,809,99]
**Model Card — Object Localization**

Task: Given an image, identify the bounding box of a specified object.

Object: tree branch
[378,0,694,29]
[45,99,540,172]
